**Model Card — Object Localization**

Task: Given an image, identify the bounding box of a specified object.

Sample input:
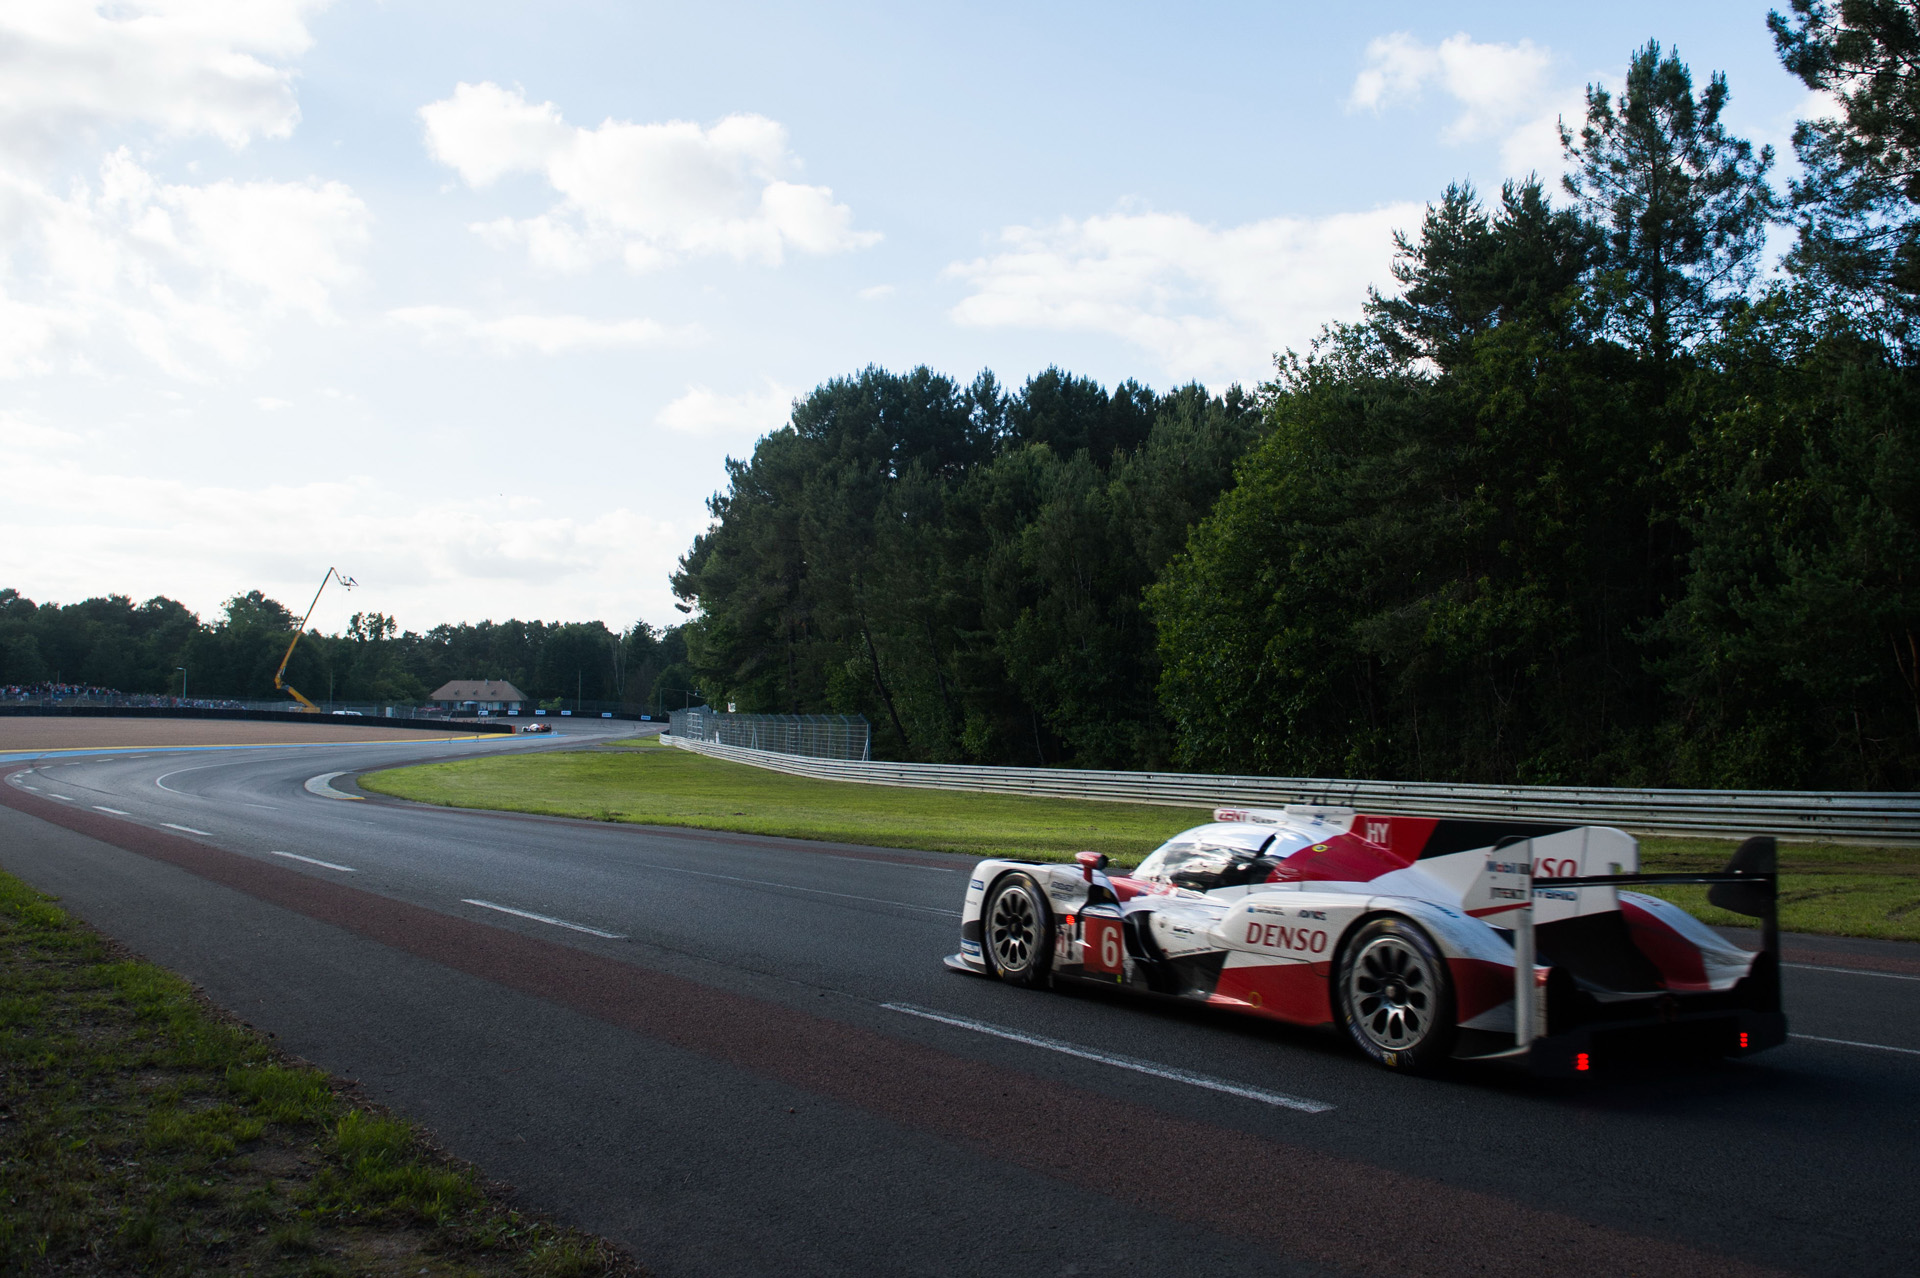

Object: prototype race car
[520,722,554,734]
[946,805,1785,1074]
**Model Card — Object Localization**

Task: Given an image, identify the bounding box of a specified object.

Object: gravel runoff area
[0,718,497,752]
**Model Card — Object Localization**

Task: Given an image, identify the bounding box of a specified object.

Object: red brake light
[1739,1031,1750,1049]
[1574,1052,1591,1072]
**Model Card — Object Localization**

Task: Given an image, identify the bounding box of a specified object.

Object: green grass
[363,740,1920,941]
[0,870,642,1277]
[360,739,1210,863]
[1636,836,1920,942]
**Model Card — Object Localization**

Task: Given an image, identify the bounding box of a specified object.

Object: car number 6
[1085,916,1123,975]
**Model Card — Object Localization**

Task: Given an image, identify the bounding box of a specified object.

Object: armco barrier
[663,735,1920,844]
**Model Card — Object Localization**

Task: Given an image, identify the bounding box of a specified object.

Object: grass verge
[0,869,643,1277]
[1635,836,1920,943]
[360,738,1210,862]
[360,739,1920,942]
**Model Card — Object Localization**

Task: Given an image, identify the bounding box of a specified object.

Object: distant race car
[947,806,1785,1075]
[520,722,554,733]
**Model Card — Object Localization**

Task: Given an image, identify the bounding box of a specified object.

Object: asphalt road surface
[2,726,1915,1277]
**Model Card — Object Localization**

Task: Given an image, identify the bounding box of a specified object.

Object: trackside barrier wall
[668,709,870,761]
[660,735,1920,844]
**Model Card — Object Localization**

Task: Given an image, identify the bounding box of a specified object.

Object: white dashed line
[93,806,130,815]
[162,823,214,837]
[270,850,356,873]
[1792,1033,1920,1057]
[882,1003,1335,1113]
[46,794,74,802]
[460,899,625,939]
[1785,962,1920,983]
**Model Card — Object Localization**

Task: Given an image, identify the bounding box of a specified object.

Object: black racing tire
[1335,917,1457,1072]
[983,873,1053,988]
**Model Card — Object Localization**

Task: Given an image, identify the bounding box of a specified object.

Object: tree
[1771,1,1920,329]
[1368,180,1599,371]
[1561,41,1775,365]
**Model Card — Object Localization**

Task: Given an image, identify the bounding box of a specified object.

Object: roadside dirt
[0,717,493,751]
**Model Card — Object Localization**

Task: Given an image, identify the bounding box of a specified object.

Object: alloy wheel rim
[1349,935,1435,1050]
[989,886,1037,972]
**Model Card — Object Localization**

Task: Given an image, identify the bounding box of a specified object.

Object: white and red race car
[946,806,1785,1075]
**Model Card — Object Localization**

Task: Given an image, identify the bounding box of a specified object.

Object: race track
[1,725,1915,1277]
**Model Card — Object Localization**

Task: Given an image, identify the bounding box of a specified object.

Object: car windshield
[1132,826,1320,892]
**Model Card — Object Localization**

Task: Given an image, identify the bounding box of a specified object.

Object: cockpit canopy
[1130,820,1411,892]
[1132,823,1324,892]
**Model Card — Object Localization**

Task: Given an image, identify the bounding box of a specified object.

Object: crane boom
[274,567,356,711]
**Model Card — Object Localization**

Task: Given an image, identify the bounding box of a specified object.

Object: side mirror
[1076,850,1110,882]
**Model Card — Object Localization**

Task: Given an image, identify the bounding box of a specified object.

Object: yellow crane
[273,567,357,712]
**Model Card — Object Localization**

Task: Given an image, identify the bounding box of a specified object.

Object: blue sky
[1,1,1814,636]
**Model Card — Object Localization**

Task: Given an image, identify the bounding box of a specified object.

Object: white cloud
[857,283,894,301]
[0,149,369,378]
[655,382,795,436]
[419,81,879,271]
[387,306,701,355]
[0,418,691,626]
[254,396,291,410]
[0,0,323,159]
[1350,31,1553,144]
[946,204,1422,382]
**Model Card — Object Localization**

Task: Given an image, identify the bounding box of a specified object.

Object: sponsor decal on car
[1244,921,1330,955]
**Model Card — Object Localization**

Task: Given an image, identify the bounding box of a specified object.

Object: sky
[0,1,1821,638]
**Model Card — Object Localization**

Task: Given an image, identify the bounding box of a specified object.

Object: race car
[519,722,554,733]
[946,805,1785,1075]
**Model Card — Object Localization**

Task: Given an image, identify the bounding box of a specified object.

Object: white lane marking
[1792,1032,1920,1057]
[637,862,960,916]
[813,853,956,874]
[303,772,364,801]
[47,794,74,802]
[93,806,130,815]
[460,899,625,939]
[162,823,214,837]
[155,766,204,794]
[1785,962,1920,983]
[884,1003,1334,1113]
[270,850,357,873]
[20,785,39,791]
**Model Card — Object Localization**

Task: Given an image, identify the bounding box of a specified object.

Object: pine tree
[1560,41,1775,365]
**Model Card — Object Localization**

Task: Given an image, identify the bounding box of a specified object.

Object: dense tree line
[672,370,1261,765]
[0,587,692,713]
[676,15,1919,789]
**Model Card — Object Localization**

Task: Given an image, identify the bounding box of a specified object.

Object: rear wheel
[1336,918,1456,1071]
[984,873,1052,988]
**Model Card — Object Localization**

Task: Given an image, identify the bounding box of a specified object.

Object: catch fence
[667,710,871,762]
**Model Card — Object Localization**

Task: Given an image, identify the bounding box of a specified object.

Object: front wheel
[983,873,1052,988]
[1336,918,1456,1071]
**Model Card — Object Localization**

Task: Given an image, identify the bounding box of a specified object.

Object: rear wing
[1546,834,1780,956]
[1467,835,1782,1063]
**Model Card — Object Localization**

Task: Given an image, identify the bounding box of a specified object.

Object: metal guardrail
[662,736,1920,844]
[669,709,870,761]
